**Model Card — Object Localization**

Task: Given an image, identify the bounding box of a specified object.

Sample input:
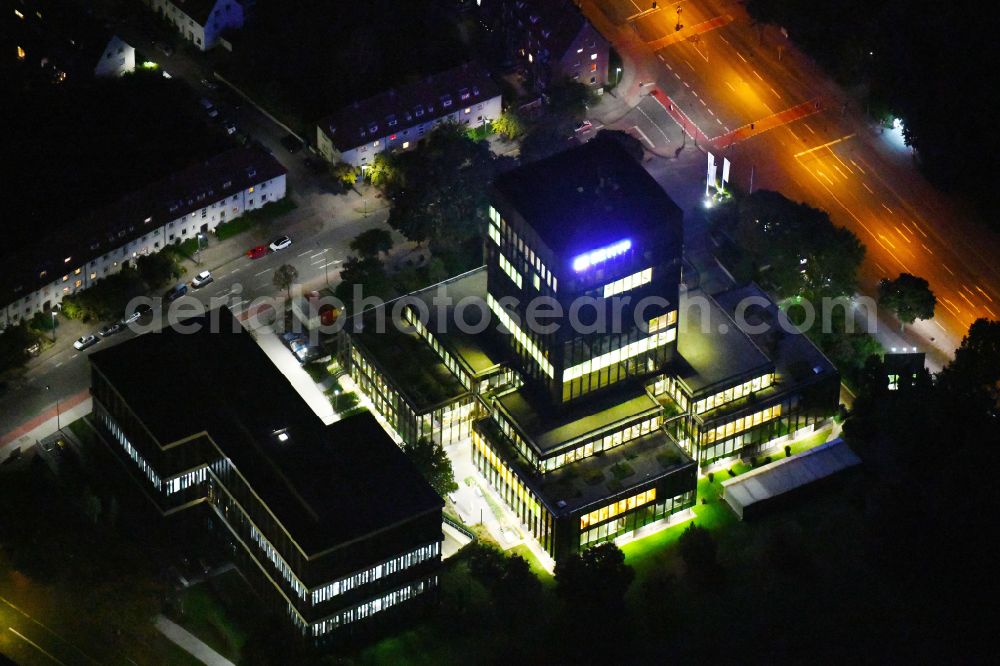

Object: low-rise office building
[342,138,839,562]
[0,147,286,330]
[89,308,443,641]
[316,62,502,168]
[142,0,244,51]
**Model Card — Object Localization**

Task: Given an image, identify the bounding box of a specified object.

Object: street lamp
[50,309,57,342]
[675,6,683,31]
[615,66,622,87]
[45,385,60,431]
[194,232,207,265]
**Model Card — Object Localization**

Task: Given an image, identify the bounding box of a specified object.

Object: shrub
[728,468,736,477]
[763,456,772,465]
[707,472,715,483]
[785,444,792,457]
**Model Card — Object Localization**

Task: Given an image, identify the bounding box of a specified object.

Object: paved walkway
[155,615,236,666]
[1,390,92,460]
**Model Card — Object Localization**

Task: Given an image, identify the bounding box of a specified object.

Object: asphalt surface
[589,0,1000,365]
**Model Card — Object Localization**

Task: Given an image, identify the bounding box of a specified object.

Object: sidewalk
[155,615,236,666]
[0,389,91,460]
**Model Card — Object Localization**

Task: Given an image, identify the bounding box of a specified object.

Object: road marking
[674,72,681,80]
[637,106,671,143]
[987,306,998,318]
[665,62,673,70]
[862,182,874,194]
[725,81,736,92]
[816,169,835,186]
[881,203,893,214]
[691,90,699,97]
[658,54,665,61]
[921,243,934,255]
[877,233,897,250]
[719,35,730,45]
[975,286,994,302]
[297,249,312,257]
[942,264,955,276]
[770,86,782,99]
[894,226,911,243]
[684,81,691,87]
[833,164,849,180]
[899,221,916,236]
[254,268,272,277]
[218,288,232,298]
[229,268,240,275]
[792,133,855,158]
[55,361,63,368]
[718,119,725,125]
[700,98,707,106]
[708,108,715,115]
[9,627,68,666]
[850,158,866,174]
[876,262,888,274]
[940,298,961,317]
[631,125,655,148]
[737,52,747,63]
[310,252,325,259]
[752,69,764,81]
[788,129,802,142]
[684,59,695,71]
[803,122,816,134]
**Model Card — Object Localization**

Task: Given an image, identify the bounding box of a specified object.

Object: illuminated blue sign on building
[572,239,632,272]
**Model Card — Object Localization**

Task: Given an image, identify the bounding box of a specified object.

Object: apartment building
[142,0,243,51]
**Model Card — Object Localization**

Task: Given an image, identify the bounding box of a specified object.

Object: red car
[247,245,268,259]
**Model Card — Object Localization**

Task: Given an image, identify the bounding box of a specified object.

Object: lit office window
[647,310,677,333]
[563,328,676,382]
[487,294,553,376]
[603,268,652,298]
[498,253,522,288]
[580,487,656,529]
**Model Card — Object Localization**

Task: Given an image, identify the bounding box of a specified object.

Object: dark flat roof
[675,288,773,395]
[711,283,836,386]
[491,138,683,268]
[477,417,695,516]
[497,383,661,456]
[90,308,441,555]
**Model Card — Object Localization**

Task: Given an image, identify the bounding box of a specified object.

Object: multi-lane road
[588,0,1000,361]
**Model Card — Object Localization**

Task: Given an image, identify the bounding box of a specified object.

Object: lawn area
[168,569,250,662]
[504,543,554,585]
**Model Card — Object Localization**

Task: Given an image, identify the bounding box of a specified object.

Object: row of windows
[498,252,523,288]
[580,487,656,530]
[648,310,678,334]
[580,492,695,549]
[474,432,542,518]
[603,268,652,298]
[544,415,661,473]
[403,306,471,390]
[489,207,557,293]
[311,542,439,605]
[487,293,554,377]
[166,467,208,495]
[311,577,435,637]
[704,404,783,444]
[250,521,307,600]
[493,408,538,469]
[102,412,161,491]
[563,328,676,382]
[650,374,689,411]
[694,373,774,414]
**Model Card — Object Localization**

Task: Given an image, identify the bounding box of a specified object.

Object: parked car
[99,321,124,337]
[280,134,304,153]
[199,98,219,118]
[164,283,188,302]
[73,335,98,350]
[269,236,292,251]
[222,119,237,135]
[191,270,214,288]
[200,78,218,91]
[574,119,593,133]
[247,244,268,259]
[123,303,152,324]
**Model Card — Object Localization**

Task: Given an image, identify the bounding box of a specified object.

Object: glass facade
[579,489,694,549]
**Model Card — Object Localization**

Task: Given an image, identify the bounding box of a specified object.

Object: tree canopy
[401,437,458,497]
[733,190,865,300]
[878,273,936,329]
[349,228,394,258]
[554,542,635,612]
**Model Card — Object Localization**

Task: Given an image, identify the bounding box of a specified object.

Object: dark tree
[136,252,182,289]
[333,255,394,306]
[678,523,721,585]
[878,273,936,330]
[349,228,394,258]
[401,437,458,497]
[555,542,634,612]
[272,264,299,300]
[594,128,645,162]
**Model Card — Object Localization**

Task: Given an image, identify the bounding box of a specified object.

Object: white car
[73,335,98,351]
[191,270,214,288]
[269,236,292,252]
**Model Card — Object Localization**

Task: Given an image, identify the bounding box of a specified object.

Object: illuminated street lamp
[615,66,622,87]
[675,6,683,31]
